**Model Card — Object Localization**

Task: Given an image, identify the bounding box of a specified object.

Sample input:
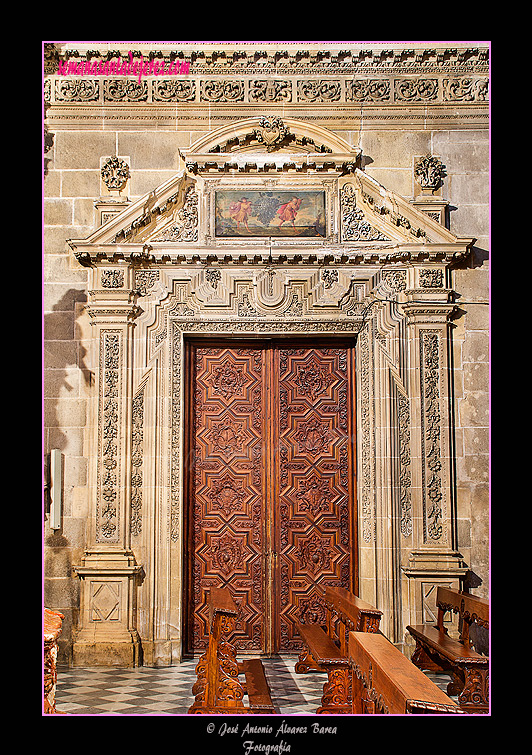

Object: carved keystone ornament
[253,116,290,151]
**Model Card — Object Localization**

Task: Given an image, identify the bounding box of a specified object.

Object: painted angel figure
[228,197,252,231]
[277,196,302,227]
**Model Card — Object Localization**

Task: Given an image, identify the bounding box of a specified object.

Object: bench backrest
[348,631,462,714]
[318,586,382,655]
[437,586,489,626]
[436,586,489,652]
[322,586,382,631]
[207,586,238,632]
[190,587,246,712]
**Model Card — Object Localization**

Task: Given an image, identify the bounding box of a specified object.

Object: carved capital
[401,300,455,326]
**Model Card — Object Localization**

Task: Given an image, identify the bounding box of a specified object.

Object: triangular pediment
[69,117,474,264]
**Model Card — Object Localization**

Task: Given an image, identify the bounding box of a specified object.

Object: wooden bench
[406,586,489,714]
[295,586,382,673]
[188,587,276,714]
[349,631,463,714]
[323,586,383,652]
[297,622,351,714]
[295,586,382,714]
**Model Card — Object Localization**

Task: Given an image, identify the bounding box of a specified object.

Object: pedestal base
[72,630,142,667]
[73,551,143,667]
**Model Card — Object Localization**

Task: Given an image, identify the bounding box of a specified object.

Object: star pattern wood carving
[186,341,355,654]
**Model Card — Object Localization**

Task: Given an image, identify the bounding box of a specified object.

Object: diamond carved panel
[90,581,121,622]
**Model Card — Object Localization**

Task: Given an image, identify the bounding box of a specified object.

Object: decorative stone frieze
[46,44,489,108]
[249,80,292,102]
[51,44,489,73]
[397,391,412,538]
[104,79,148,102]
[419,329,445,542]
[47,74,489,107]
[54,78,99,101]
[130,389,144,537]
[152,79,195,101]
[200,79,244,102]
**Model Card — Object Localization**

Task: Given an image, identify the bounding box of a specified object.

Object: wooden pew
[295,586,382,714]
[349,631,464,714]
[296,622,351,714]
[322,586,383,653]
[295,586,382,673]
[406,587,489,714]
[188,587,276,714]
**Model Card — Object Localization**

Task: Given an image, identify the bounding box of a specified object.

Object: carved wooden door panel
[274,346,355,652]
[185,340,356,655]
[186,344,267,654]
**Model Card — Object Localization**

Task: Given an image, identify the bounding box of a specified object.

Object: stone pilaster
[400,265,467,642]
[73,263,144,667]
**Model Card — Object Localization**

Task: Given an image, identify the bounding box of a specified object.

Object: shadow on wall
[44,287,92,465]
[44,289,93,662]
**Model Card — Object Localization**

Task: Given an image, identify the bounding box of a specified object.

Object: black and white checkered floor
[54,656,456,716]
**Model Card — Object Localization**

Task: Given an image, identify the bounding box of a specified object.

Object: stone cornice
[45,42,489,75]
[70,242,472,268]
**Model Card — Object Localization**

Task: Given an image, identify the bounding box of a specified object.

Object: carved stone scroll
[420,330,444,542]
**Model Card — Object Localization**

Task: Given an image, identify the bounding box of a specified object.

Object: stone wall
[43,41,490,664]
[359,126,490,598]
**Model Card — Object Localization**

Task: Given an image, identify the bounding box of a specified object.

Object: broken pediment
[69,117,474,266]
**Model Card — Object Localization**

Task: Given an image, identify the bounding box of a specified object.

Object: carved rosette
[204,531,248,575]
[206,417,246,459]
[293,416,335,455]
[295,475,335,516]
[295,533,333,575]
[207,474,248,517]
[293,357,335,401]
[206,361,246,400]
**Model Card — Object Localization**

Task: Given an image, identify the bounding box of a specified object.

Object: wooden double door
[184,339,357,655]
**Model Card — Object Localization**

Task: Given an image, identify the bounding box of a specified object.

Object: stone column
[73,262,144,667]
[401,264,467,641]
